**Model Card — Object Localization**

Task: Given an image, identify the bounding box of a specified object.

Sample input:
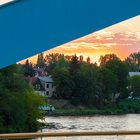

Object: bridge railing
[0,131,140,139]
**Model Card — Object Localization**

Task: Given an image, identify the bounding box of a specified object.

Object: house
[34,76,56,98]
[129,72,140,77]
[26,68,56,98]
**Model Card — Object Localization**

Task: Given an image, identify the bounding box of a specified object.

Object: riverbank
[47,99,140,116]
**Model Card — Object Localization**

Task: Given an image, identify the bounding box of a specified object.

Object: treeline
[24,52,140,108]
[34,51,140,72]
[46,54,130,107]
[0,65,45,133]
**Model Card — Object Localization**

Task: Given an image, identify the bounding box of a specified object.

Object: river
[38,114,140,140]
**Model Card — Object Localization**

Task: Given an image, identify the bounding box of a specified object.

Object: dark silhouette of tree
[45,53,64,64]
[70,54,80,74]
[24,59,34,77]
[36,53,46,68]
[125,52,140,72]
[79,55,84,62]
[99,54,120,66]
[87,57,91,63]
[65,55,72,61]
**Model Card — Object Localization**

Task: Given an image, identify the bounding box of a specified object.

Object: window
[46,84,49,88]
[46,91,49,95]
[35,84,40,90]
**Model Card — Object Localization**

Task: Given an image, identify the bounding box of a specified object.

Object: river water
[38,114,140,140]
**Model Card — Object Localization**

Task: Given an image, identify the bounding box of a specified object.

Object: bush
[0,65,45,133]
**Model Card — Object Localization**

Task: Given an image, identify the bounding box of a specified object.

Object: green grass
[51,99,140,116]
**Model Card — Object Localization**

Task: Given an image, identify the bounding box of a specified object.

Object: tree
[130,76,140,97]
[65,55,72,61]
[105,59,129,98]
[98,67,118,105]
[52,67,74,99]
[73,63,99,106]
[79,55,84,62]
[70,54,80,74]
[56,57,69,69]
[45,53,64,64]
[0,65,45,133]
[125,52,140,72]
[46,57,69,75]
[99,54,120,66]
[24,59,34,77]
[36,53,46,68]
[86,57,91,63]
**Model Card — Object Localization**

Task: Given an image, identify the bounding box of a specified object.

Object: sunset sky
[18,15,140,64]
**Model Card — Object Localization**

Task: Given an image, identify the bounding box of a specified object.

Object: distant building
[27,68,56,98]
[129,72,140,77]
[34,76,56,98]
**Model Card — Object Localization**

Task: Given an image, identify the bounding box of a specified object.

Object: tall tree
[125,52,140,72]
[98,67,118,105]
[105,59,129,99]
[73,63,99,106]
[87,57,91,63]
[99,54,120,66]
[24,59,34,76]
[70,54,80,74]
[79,55,84,62]
[0,65,44,133]
[52,67,74,99]
[36,53,46,68]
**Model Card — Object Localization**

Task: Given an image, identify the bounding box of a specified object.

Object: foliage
[73,63,99,106]
[99,54,120,67]
[69,54,80,74]
[23,59,35,77]
[36,53,46,68]
[45,56,68,75]
[98,67,118,105]
[125,52,140,72]
[52,67,74,99]
[104,59,129,98]
[130,76,140,97]
[49,54,128,107]
[0,65,45,133]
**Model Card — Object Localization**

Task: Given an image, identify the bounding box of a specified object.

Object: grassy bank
[50,99,140,116]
